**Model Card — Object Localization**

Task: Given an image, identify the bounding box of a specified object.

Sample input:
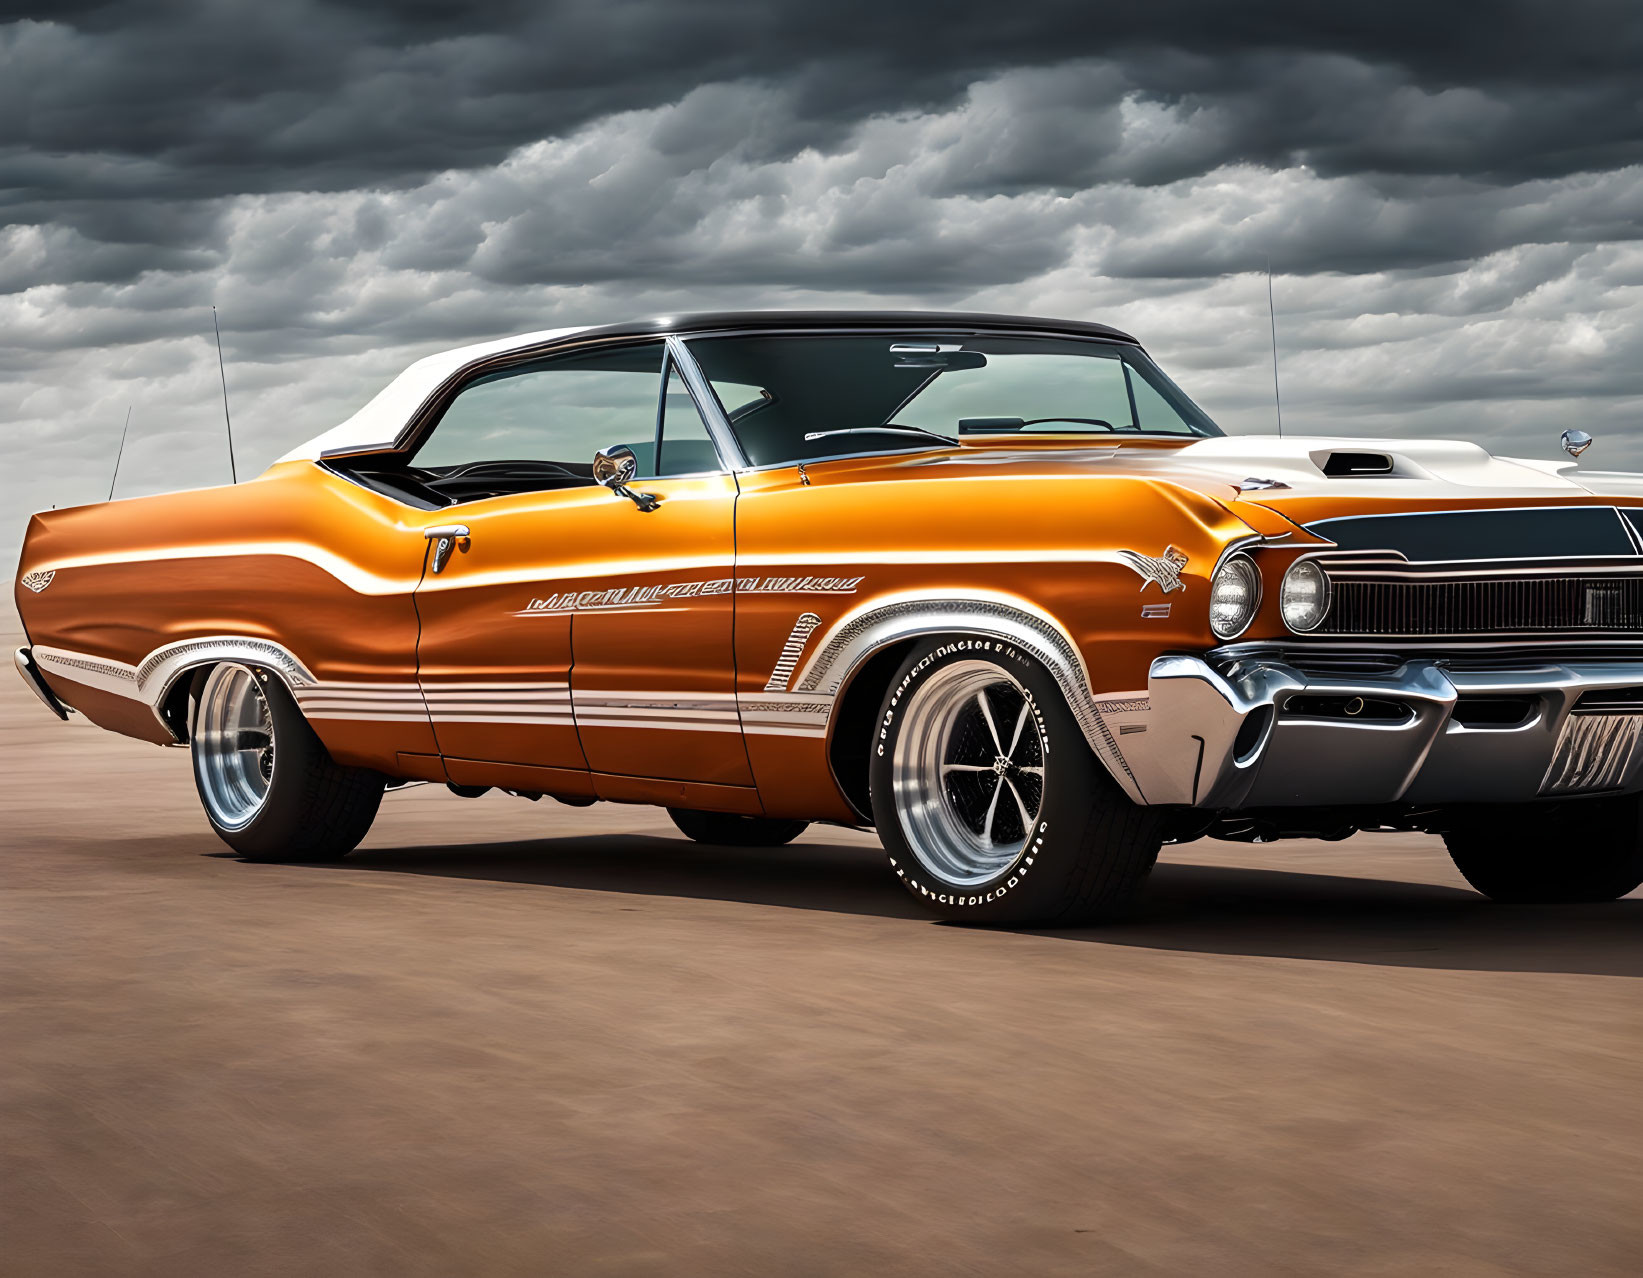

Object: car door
[410,338,752,792]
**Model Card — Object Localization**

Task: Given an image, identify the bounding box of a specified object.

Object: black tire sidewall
[1446,796,1643,903]
[191,666,375,860]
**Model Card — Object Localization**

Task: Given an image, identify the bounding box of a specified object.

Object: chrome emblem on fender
[21,570,54,593]
[1117,547,1187,594]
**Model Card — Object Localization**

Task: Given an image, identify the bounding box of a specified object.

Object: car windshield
[683,332,1222,466]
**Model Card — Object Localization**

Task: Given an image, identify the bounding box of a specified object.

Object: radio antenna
[1266,258,1284,438]
[212,306,238,483]
[108,403,133,501]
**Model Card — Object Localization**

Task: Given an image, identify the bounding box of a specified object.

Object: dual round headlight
[1208,554,1331,638]
[1279,559,1331,633]
[1208,555,1261,639]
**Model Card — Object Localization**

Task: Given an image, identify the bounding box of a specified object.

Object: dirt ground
[3,633,1640,1276]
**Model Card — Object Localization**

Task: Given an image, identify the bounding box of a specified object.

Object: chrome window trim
[320,321,1214,479]
[665,334,749,471]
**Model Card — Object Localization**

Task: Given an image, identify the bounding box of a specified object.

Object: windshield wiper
[803,424,957,447]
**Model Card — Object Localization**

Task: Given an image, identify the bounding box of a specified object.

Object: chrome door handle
[424,525,470,574]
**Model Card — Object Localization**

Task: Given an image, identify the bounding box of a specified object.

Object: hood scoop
[1320,451,1395,477]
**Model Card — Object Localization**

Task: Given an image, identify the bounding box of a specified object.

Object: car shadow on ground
[251,835,1643,978]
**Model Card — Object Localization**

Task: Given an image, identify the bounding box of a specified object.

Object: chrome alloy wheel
[891,660,1046,887]
[194,663,277,832]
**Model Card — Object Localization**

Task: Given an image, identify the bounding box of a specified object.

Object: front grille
[1319,575,1643,636]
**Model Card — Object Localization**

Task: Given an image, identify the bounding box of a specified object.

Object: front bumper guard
[1125,654,1643,808]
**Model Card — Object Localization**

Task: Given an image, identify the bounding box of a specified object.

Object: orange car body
[16,312,1643,830]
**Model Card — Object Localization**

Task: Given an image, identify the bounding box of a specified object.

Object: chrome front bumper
[14,647,69,721]
[1125,654,1643,809]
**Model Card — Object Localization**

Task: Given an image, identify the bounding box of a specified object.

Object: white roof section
[276,326,589,463]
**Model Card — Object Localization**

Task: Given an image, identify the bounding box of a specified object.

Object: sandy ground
[3,631,1640,1276]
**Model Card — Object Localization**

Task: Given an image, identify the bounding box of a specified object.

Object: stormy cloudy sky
[5,1,1643,567]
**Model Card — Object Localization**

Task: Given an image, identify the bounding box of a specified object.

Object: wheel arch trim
[801,590,1145,804]
[32,636,317,744]
[145,639,318,744]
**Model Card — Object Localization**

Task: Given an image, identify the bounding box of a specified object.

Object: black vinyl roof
[564,309,1140,346]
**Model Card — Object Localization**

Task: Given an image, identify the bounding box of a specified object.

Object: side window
[412,343,665,486]
[655,365,721,477]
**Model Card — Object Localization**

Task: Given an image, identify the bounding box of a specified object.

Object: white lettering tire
[869,637,1165,925]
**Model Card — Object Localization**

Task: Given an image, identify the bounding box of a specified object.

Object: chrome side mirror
[592,444,661,512]
[1562,429,1593,459]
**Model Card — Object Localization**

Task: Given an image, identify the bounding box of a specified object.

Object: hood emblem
[21,570,54,593]
[1118,547,1188,594]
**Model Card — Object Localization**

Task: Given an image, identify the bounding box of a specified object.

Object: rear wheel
[1443,796,1643,903]
[191,663,384,862]
[869,637,1165,925]
[668,808,810,847]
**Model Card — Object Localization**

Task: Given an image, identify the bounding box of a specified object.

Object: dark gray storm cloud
[7,2,1643,212]
[3,1,1643,570]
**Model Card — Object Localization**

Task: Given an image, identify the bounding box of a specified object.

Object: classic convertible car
[14,311,1643,922]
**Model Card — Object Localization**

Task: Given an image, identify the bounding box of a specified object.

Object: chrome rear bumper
[1126,654,1643,808]
[14,647,69,721]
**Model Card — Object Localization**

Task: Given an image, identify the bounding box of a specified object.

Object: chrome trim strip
[33,637,325,744]
[1216,637,1643,657]
[1305,504,1640,529]
[666,335,749,471]
[141,637,317,699]
[31,646,139,699]
[790,591,1143,802]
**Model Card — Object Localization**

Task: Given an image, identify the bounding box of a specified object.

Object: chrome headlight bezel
[1208,553,1262,640]
[1279,559,1332,634]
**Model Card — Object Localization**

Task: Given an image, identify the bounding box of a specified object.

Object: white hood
[1170,435,1643,502]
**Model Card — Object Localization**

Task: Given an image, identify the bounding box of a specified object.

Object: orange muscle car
[14,311,1643,922]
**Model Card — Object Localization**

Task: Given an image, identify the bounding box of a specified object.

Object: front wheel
[869,638,1165,925]
[191,663,384,862]
[1443,796,1643,903]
